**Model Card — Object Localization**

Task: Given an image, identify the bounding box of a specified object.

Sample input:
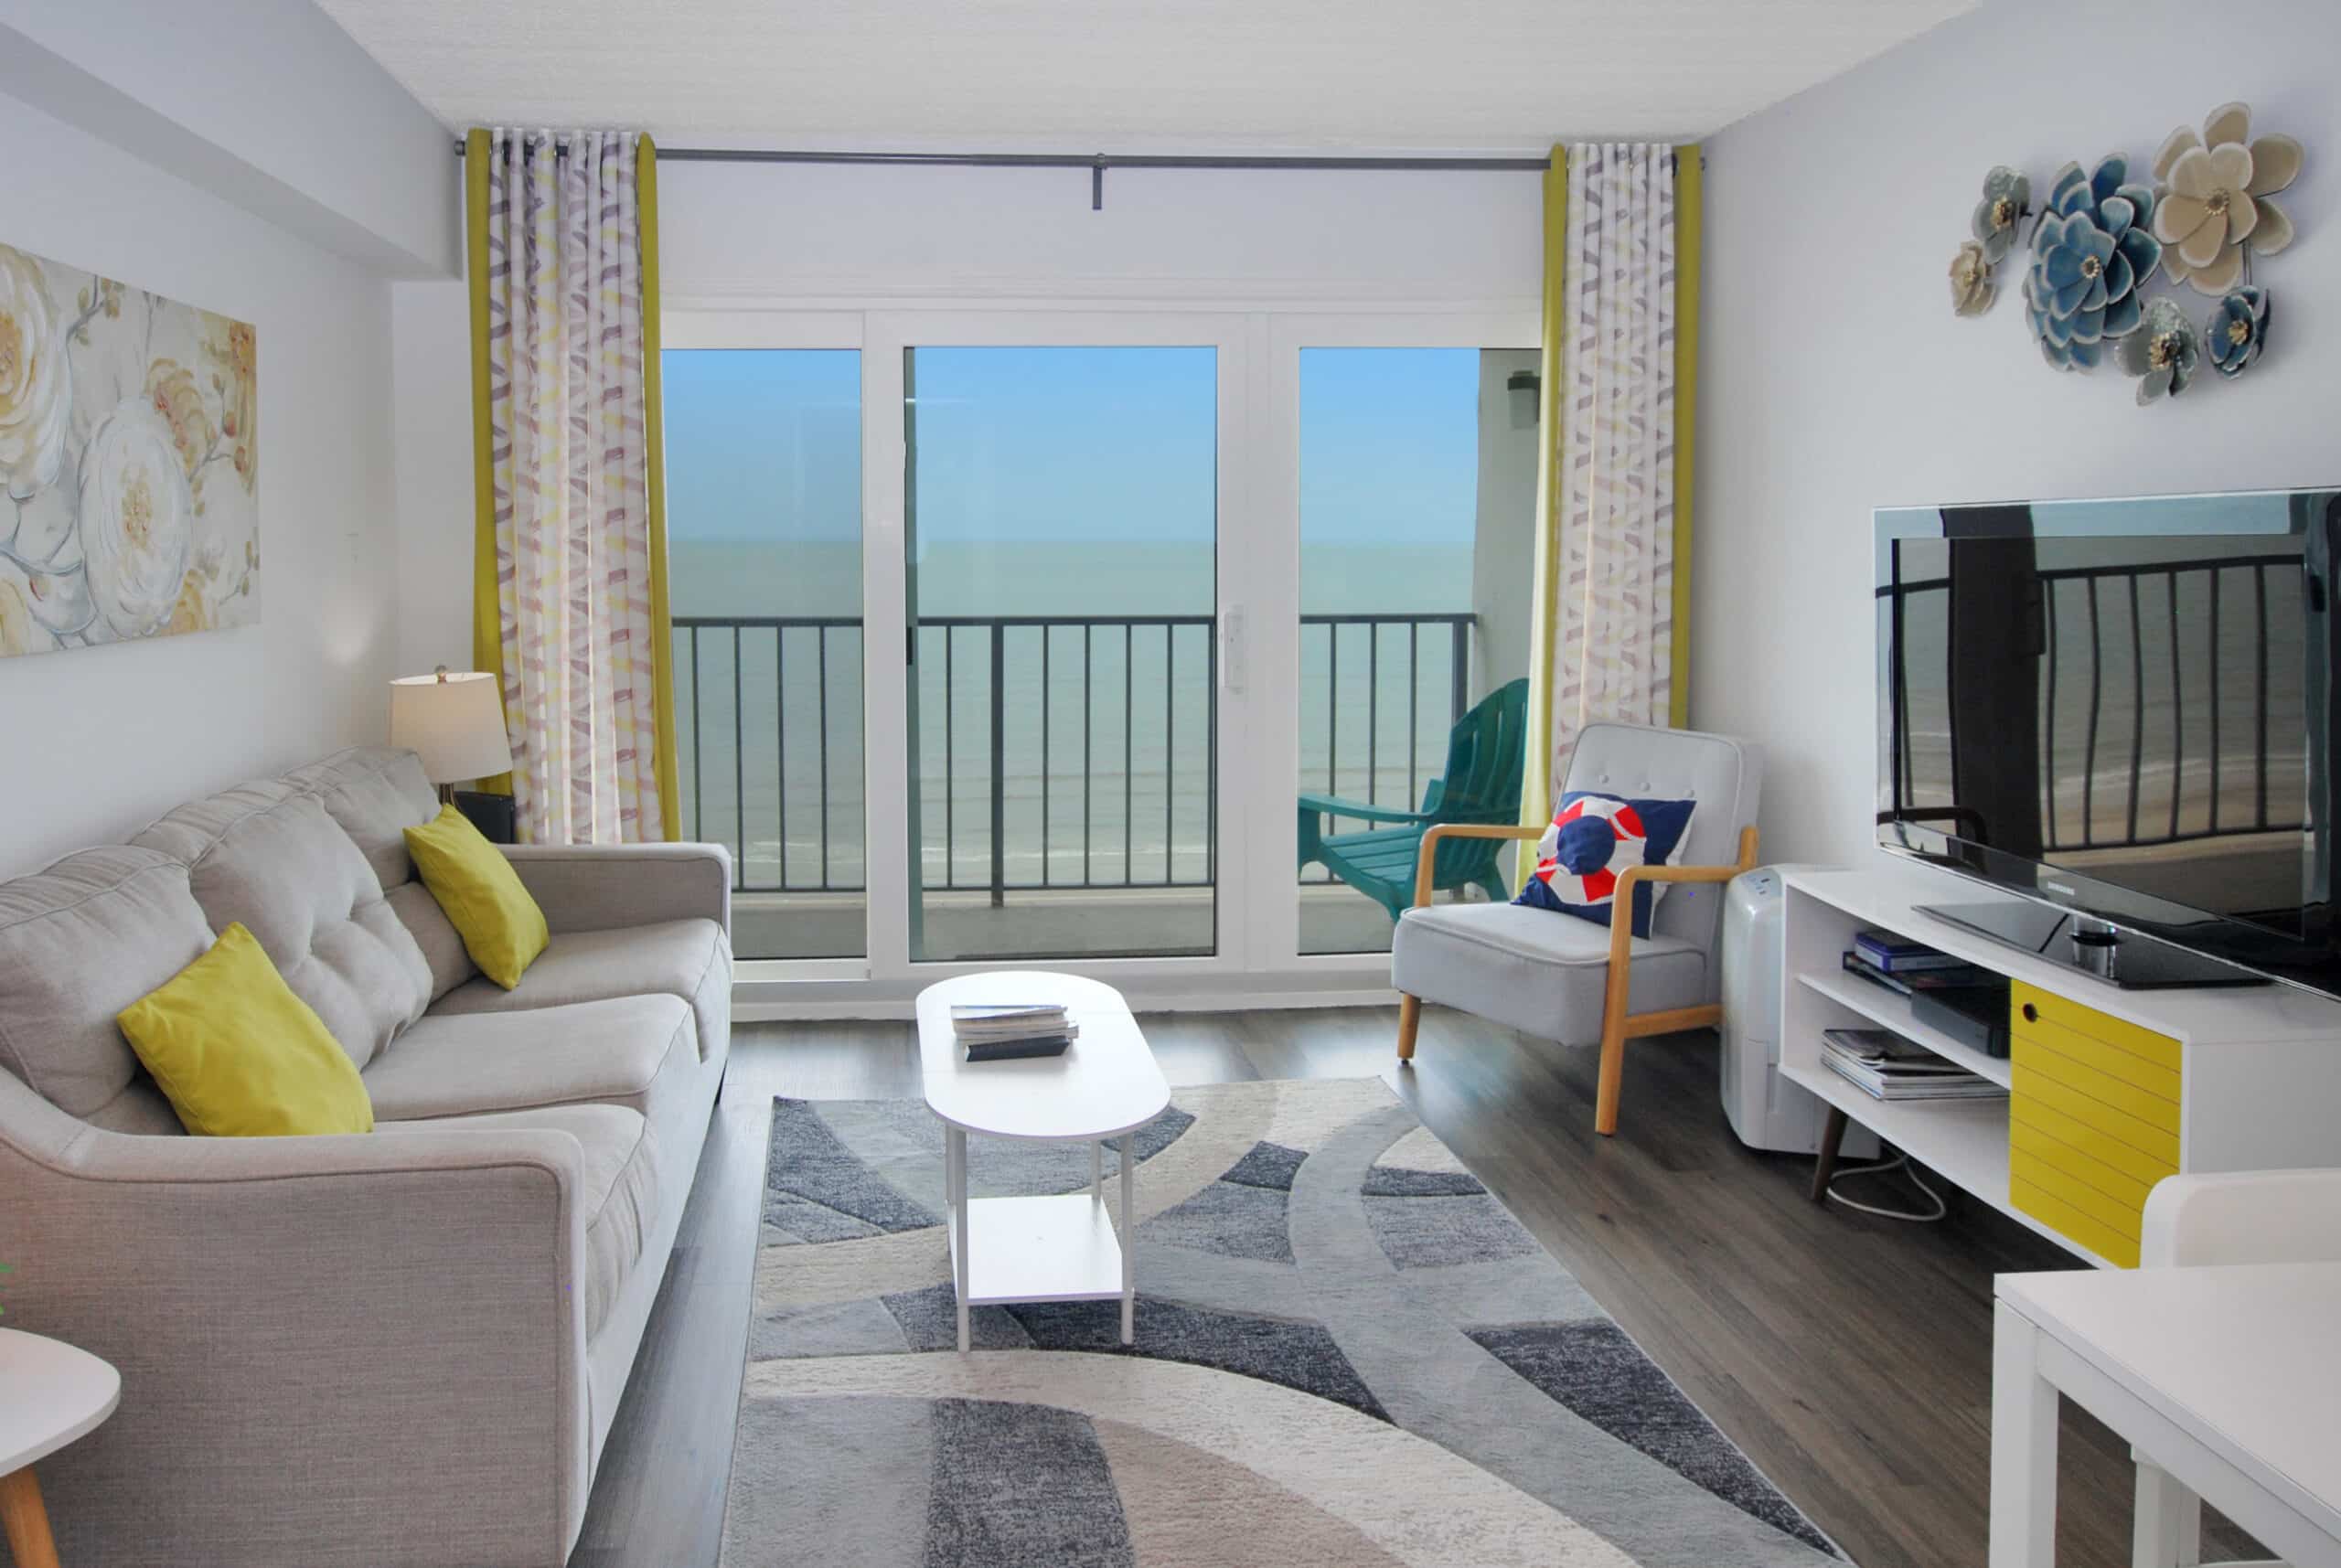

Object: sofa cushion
[0,847,212,1119]
[286,747,476,1000]
[133,783,430,1070]
[361,994,693,1122]
[376,1103,660,1338]
[1392,901,1710,1045]
[427,919,728,1062]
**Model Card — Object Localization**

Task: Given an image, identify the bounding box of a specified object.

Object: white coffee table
[1,1328,122,1568]
[916,971,1170,1352]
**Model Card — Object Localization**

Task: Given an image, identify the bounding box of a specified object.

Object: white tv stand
[1782,859,2341,1267]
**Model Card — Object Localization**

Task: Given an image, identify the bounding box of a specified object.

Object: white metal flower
[0,244,73,502]
[2153,102,2303,294]
[78,394,195,640]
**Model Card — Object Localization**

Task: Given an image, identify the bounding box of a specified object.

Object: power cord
[1823,1147,1947,1222]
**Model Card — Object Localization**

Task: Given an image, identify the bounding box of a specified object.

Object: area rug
[720,1078,1841,1568]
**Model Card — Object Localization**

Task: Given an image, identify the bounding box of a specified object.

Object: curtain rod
[451,140,1627,209]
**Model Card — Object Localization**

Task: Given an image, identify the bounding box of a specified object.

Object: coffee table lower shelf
[946,1194,1128,1306]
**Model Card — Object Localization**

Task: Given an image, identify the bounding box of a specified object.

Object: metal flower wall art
[1945,102,2304,407]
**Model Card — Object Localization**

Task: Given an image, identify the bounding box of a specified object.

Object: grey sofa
[0,747,732,1568]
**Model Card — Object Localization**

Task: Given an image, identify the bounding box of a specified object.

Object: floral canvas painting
[0,242,258,658]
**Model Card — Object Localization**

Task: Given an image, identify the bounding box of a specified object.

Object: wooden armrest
[1412,822,1545,908]
[1607,825,1761,983]
[1299,792,1435,826]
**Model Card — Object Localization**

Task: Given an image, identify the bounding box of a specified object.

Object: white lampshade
[390,670,512,785]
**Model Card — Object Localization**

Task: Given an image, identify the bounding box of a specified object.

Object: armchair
[1387,720,1763,1136]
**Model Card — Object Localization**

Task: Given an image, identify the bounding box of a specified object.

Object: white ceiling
[315,0,1974,151]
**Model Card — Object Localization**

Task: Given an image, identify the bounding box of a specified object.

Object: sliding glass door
[664,344,865,961]
[889,332,1231,962]
[661,307,1538,991]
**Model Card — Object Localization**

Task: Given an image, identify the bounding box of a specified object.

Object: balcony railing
[674,611,1477,898]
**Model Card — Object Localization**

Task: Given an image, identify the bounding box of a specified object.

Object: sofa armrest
[2140,1168,2341,1268]
[502,840,732,937]
[0,1079,592,1566]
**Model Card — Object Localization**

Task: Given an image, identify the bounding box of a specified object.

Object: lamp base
[451,789,518,845]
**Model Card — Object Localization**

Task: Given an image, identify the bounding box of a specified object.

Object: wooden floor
[570,1005,2260,1568]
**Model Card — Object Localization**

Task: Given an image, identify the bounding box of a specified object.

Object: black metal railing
[1881,553,2306,852]
[674,611,1476,897]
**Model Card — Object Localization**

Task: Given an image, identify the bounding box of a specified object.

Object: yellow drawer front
[2012,1036,2180,1136]
[2007,984,2183,1269]
[2011,1176,2143,1268]
[2011,1059,2181,1167]
[2010,1008,2183,1104]
[2010,1096,2176,1189]
[2010,981,2181,1072]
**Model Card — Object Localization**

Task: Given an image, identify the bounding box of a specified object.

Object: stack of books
[1820,1027,2007,1102]
[951,1003,1078,1062]
[1842,929,1986,995]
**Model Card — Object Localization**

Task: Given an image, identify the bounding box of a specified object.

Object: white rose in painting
[0,570,40,656]
[0,244,72,501]
[79,394,195,640]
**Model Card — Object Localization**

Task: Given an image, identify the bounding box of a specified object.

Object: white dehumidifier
[1719,867,1878,1157]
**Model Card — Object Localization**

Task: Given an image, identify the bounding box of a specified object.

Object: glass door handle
[1220,606,1245,694]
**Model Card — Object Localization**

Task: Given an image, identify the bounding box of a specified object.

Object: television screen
[1876,489,2341,991]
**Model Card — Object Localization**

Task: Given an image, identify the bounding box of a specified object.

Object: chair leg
[1594,1012,1627,1136]
[1395,994,1421,1061]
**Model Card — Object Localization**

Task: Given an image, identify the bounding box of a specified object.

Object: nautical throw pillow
[1514,791,1698,939]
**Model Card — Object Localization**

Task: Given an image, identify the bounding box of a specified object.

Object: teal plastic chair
[1297,677,1532,922]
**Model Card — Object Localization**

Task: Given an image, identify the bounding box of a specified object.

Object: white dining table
[1992,1260,2341,1568]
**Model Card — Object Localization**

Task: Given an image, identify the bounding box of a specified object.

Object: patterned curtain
[1521,143,1686,828]
[470,128,669,844]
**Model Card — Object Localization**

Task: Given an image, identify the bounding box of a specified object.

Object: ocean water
[669,539,1489,891]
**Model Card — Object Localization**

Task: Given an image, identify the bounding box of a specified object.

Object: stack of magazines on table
[1841,928,1987,993]
[1821,1027,2007,1101]
[952,1003,1078,1061]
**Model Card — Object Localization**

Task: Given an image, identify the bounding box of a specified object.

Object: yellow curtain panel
[638,135,682,838]
[1517,146,1569,873]
[1517,140,1702,879]
[464,128,510,797]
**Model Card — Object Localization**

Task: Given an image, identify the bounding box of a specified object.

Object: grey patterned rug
[721,1078,1842,1568]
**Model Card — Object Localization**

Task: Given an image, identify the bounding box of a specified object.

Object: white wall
[0,27,455,876]
[0,0,458,276]
[1696,0,2341,863]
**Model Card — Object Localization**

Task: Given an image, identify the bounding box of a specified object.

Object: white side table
[915,972,1171,1353]
[0,1329,121,1568]
[1992,1262,2341,1568]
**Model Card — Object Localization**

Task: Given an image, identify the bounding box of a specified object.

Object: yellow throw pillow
[117,923,374,1136]
[403,803,549,989]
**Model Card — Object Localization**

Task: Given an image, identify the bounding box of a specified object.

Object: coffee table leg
[948,1125,971,1352]
[1118,1132,1136,1345]
[1091,1139,1103,1204]
[0,1466,61,1568]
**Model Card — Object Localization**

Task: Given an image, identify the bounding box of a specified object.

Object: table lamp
[390,668,512,803]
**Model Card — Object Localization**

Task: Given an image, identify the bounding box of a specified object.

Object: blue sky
[662,346,1482,549]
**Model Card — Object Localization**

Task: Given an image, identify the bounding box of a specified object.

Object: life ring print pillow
[1514,791,1698,939]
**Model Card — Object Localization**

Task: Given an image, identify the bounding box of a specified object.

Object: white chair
[1388,720,1761,1136]
[2130,1168,2341,1568]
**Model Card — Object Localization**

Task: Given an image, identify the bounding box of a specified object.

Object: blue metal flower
[2117,298,2200,404]
[2025,155,2165,371]
[2206,286,2271,379]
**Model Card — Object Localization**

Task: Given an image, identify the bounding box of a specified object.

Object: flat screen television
[1876,486,2341,997]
